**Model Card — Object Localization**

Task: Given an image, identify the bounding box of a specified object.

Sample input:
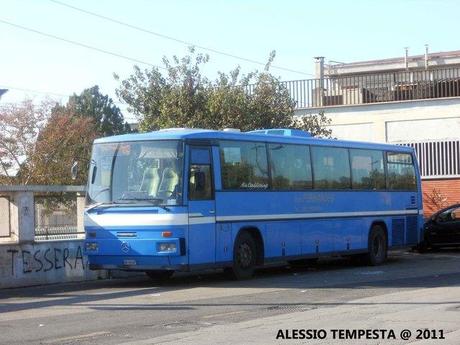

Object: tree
[292,111,332,138]
[55,85,130,136]
[0,100,50,184]
[0,88,126,186]
[115,48,332,136]
[27,107,97,185]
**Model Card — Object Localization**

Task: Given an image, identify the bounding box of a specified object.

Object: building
[286,48,460,216]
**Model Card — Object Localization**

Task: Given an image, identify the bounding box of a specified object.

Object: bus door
[188,146,216,266]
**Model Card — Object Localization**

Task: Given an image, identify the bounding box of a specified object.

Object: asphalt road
[1,249,460,345]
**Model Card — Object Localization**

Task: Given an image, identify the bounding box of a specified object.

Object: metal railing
[253,67,460,109]
[34,193,83,241]
[35,225,82,241]
[0,185,85,243]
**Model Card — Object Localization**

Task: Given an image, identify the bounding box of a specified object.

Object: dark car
[418,203,460,251]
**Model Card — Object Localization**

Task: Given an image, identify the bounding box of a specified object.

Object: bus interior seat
[158,167,179,198]
[140,167,160,196]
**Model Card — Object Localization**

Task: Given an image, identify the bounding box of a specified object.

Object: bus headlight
[86,242,99,251]
[157,242,177,253]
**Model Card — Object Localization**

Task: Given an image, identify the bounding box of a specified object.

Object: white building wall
[296,97,460,144]
[386,117,460,143]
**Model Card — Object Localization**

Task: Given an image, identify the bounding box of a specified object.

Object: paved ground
[1,249,460,345]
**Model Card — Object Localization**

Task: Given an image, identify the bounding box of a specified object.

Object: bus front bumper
[84,237,187,271]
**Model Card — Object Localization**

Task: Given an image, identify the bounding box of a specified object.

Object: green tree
[115,48,332,137]
[56,85,130,136]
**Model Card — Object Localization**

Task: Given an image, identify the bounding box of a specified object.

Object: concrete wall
[296,97,460,143]
[0,240,107,289]
[0,187,108,289]
[0,187,143,289]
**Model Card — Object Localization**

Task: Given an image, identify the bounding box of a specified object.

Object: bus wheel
[366,225,387,266]
[145,270,174,283]
[231,232,257,280]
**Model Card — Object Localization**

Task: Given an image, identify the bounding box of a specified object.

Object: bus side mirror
[71,161,78,180]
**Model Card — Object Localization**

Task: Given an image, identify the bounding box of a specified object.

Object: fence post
[314,57,325,107]
[0,196,11,238]
[76,192,85,236]
[12,191,35,243]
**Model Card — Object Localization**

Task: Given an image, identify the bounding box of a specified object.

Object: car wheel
[231,232,257,280]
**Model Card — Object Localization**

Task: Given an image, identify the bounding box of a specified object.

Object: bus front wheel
[366,225,387,266]
[231,232,257,280]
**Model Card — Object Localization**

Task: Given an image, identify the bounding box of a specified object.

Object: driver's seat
[158,167,179,198]
[140,167,160,196]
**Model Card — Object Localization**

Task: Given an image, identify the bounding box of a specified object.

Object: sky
[1,0,459,122]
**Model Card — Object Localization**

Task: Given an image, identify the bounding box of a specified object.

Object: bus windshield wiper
[85,202,123,212]
[115,197,171,211]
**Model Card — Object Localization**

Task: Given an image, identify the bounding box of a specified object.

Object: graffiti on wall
[6,245,86,275]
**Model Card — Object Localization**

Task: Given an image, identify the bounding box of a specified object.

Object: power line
[0,19,167,70]
[0,85,137,120]
[48,0,314,77]
[1,85,70,98]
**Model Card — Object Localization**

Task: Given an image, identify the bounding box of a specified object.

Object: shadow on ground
[1,249,460,314]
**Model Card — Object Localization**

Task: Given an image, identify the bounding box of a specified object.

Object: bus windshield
[86,140,184,206]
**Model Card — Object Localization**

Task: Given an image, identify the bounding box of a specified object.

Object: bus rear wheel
[231,232,257,280]
[366,225,387,266]
[145,270,174,283]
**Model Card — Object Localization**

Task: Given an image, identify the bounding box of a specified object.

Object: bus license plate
[123,259,137,266]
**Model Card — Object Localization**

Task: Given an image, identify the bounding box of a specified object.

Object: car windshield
[86,140,184,206]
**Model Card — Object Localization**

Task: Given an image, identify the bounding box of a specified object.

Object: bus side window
[189,165,212,200]
[387,152,417,190]
[189,147,213,200]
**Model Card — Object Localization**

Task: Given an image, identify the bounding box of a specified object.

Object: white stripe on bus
[85,209,421,227]
[189,216,216,225]
[85,213,189,227]
[215,209,420,222]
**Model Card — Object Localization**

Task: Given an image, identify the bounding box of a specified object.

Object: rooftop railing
[264,67,460,109]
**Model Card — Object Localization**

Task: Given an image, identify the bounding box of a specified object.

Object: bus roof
[94,128,413,152]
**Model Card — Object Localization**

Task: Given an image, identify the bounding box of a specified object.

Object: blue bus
[84,128,423,280]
